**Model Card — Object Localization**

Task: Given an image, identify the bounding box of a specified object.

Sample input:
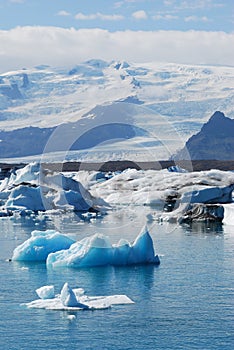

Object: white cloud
[177,0,224,10]
[153,14,178,20]
[164,0,175,5]
[9,0,25,3]
[114,1,124,8]
[0,27,233,73]
[132,10,148,20]
[56,10,71,17]
[75,12,124,21]
[114,0,147,8]
[184,15,210,22]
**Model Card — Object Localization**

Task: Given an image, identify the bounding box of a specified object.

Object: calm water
[0,209,233,350]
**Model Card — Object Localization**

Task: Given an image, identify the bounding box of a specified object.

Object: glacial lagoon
[0,209,233,350]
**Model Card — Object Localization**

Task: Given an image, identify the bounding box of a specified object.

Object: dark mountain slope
[174,111,234,160]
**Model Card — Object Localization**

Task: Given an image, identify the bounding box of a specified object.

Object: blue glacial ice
[12,230,75,261]
[46,226,160,268]
[12,226,160,267]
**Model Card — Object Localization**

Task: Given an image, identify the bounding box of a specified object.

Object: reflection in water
[181,221,224,235]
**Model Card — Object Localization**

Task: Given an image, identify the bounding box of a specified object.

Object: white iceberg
[46,226,160,268]
[24,282,134,311]
[12,230,75,261]
[0,162,108,214]
[90,168,234,208]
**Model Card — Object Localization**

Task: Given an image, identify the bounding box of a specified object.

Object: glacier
[12,226,160,267]
[0,60,234,161]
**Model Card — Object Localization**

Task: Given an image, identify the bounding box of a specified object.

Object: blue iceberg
[12,230,75,261]
[46,226,160,268]
[11,227,160,267]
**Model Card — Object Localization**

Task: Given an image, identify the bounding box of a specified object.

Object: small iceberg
[12,226,160,267]
[23,282,134,311]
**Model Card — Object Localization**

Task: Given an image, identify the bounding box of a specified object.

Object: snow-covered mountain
[0,59,233,161]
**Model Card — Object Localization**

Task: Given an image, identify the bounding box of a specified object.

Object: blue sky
[0,0,233,32]
[0,0,233,72]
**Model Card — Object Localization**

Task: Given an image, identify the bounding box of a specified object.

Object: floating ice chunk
[0,163,109,214]
[67,314,76,321]
[47,226,160,268]
[36,285,55,300]
[23,283,134,311]
[12,230,75,261]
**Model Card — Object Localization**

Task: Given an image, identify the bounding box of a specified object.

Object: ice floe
[23,282,134,311]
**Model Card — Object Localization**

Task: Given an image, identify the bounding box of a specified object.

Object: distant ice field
[0,60,233,161]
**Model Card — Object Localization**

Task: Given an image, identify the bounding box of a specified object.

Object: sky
[0,0,233,71]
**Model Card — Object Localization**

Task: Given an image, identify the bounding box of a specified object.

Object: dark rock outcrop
[174,111,234,160]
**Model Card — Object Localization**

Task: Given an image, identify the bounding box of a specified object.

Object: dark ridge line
[1,160,234,177]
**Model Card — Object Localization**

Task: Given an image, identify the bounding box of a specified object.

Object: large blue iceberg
[12,227,160,267]
[46,226,160,268]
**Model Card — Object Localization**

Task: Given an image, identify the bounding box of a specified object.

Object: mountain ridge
[174,111,234,161]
